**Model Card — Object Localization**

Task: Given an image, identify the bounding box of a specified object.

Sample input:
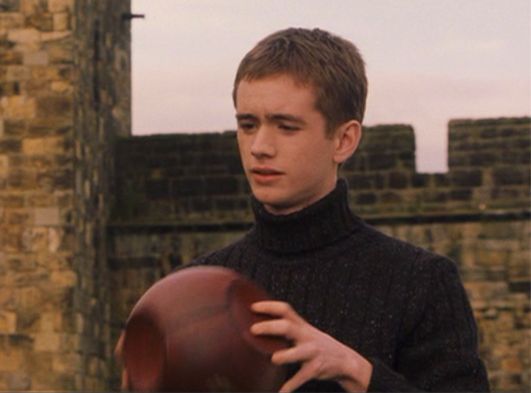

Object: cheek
[236,137,250,166]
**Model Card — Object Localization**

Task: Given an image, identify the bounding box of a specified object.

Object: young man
[118,28,489,392]
[190,28,489,392]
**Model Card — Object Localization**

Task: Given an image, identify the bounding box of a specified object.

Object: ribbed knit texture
[191,179,489,392]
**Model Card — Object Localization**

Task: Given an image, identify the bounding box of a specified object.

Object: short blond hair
[233,28,368,135]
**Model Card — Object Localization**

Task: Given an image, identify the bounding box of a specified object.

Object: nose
[250,126,276,159]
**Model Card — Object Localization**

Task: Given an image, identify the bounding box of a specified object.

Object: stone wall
[110,117,530,392]
[0,0,529,390]
[73,0,131,389]
[0,0,130,390]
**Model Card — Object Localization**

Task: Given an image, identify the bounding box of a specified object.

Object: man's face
[235,74,340,215]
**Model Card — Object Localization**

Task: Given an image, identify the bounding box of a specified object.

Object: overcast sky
[130,0,530,172]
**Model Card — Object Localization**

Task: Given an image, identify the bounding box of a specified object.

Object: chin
[253,192,300,215]
[252,189,287,207]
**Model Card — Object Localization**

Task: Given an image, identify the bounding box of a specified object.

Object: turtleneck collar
[250,179,362,254]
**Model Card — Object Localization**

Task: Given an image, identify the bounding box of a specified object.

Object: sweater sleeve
[367,257,489,392]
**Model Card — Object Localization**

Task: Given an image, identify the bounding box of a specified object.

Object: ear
[333,120,362,164]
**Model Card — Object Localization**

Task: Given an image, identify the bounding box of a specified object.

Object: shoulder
[362,223,453,265]
[358,222,461,287]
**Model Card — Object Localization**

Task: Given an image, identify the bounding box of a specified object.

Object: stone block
[6,372,31,390]
[450,170,482,187]
[40,311,62,332]
[50,80,71,93]
[21,0,47,14]
[6,209,32,225]
[411,173,429,187]
[44,39,72,63]
[41,30,70,41]
[21,227,48,251]
[367,153,396,170]
[34,331,60,351]
[355,192,377,205]
[0,155,8,177]
[1,96,36,119]
[0,311,17,333]
[36,95,72,117]
[0,49,23,65]
[0,348,25,372]
[28,117,72,136]
[388,171,409,189]
[0,194,24,208]
[7,168,36,189]
[5,66,31,82]
[469,152,498,167]
[7,28,40,43]
[22,136,65,155]
[492,167,528,186]
[204,176,239,195]
[3,119,26,136]
[50,269,76,287]
[25,13,54,31]
[48,0,73,13]
[52,353,80,373]
[25,192,53,206]
[47,227,63,251]
[422,190,447,203]
[0,81,21,96]
[1,0,21,12]
[34,207,60,225]
[23,50,49,65]
[380,191,402,204]
[433,173,450,187]
[53,12,69,31]
[0,13,24,30]
[30,65,66,81]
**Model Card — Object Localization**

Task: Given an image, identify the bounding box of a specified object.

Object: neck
[250,179,362,254]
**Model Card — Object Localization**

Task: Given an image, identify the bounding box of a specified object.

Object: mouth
[250,167,284,183]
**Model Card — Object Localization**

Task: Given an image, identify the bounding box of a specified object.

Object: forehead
[235,74,318,113]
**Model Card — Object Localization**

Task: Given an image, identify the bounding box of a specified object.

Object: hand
[114,331,129,391]
[250,301,373,393]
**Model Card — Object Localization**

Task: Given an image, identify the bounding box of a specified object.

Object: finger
[279,362,316,393]
[114,331,125,360]
[271,343,316,365]
[251,319,293,338]
[251,301,294,317]
[121,368,129,391]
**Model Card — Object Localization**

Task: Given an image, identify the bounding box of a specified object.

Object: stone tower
[0,0,131,390]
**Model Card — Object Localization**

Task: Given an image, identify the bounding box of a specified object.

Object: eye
[238,122,257,132]
[278,124,300,132]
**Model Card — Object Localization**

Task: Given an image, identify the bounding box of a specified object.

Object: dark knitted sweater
[191,180,489,392]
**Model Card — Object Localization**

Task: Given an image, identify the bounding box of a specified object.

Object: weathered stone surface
[25,13,53,31]
[36,95,71,117]
[7,372,32,390]
[47,0,73,13]
[52,11,68,31]
[23,49,49,65]
[1,95,36,118]
[34,331,60,351]
[22,136,64,155]
[20,0,48,14]
[34,207,60,225]
[0,311,17,333]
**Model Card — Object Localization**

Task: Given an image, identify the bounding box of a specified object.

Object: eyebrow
[235,113,257,122]
[235,113,307,125]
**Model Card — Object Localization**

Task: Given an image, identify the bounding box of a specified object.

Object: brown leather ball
[123,266,289,392]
